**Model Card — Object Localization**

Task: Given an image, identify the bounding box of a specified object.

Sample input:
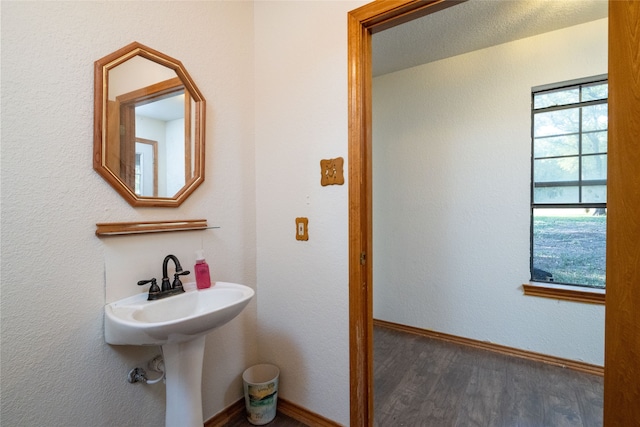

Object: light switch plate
[295,217,309,241]
[320,157,345,186]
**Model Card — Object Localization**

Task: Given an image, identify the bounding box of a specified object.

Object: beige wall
[2,1,367,425]
[1,2,257,425]
[254,1,366,424]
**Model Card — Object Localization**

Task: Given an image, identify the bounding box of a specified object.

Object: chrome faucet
[137,254,191,300]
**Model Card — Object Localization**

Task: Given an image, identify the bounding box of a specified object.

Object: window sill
[523,282,605,305]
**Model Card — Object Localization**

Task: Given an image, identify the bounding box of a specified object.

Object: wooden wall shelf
[96,219,214,236]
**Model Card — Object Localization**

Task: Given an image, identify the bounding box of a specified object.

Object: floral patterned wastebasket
[242,364,279,425]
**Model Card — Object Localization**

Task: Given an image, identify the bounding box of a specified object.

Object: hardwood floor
[224,325,602,426]
[374,325,603,427]
[222,411,309,427]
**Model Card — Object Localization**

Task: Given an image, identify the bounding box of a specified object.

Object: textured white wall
[372,19,607,365]
[1,1,257,425]
[254,1,365,424]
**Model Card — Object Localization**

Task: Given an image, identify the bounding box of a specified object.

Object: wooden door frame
[603,1,640,425]
[347,1,640,425]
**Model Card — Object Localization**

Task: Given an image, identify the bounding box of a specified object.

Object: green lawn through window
[533,212,606,288]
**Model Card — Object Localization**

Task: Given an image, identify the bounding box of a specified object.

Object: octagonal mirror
[94,42,205,207]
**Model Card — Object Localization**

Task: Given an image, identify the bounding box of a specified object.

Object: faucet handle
[138,278,160,300]
[172,270,190,291]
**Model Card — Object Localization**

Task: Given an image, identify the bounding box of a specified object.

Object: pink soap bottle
[194,250,211,289]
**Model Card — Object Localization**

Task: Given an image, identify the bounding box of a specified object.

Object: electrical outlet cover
[295,217,309,241]
[320,157,345,186]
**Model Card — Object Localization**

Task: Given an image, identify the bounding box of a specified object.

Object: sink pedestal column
[162,335,206,427]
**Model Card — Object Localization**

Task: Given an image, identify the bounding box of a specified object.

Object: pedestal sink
[105,282,254,427]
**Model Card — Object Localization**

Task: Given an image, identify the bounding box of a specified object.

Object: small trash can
[242,364,280,425]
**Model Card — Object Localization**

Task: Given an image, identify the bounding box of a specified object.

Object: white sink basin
[105,282,254,346]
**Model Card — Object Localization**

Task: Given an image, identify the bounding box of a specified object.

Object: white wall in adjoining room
[372,19,607,365]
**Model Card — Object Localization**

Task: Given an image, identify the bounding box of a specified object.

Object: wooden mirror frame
[348,1,640,425]
[94,42,206,207]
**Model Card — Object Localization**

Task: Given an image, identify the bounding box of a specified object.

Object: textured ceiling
[372,0,608,77]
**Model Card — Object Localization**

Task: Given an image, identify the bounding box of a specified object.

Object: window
[531,76,607,289]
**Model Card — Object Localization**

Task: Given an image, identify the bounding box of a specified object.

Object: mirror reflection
[94,42,205,207]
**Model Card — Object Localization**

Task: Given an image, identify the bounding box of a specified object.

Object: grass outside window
[532,209,606,289]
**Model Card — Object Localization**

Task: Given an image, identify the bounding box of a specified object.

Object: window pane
[531,79,607,289]
[534,134,579,158]
[582,131,607,154]
[582,83,608,101]
[534,88,579,109]
[582,104,608,132]
[582,154,607,181]
[534,186,579,204]
[534,109,579,137]
[532,208,606,288]
[582,185,607,203]
[534,157,578,182]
